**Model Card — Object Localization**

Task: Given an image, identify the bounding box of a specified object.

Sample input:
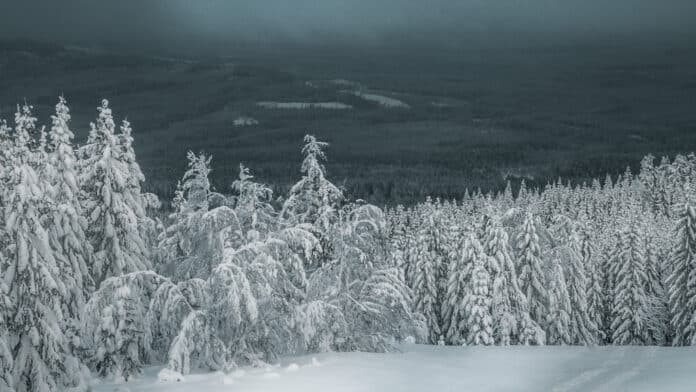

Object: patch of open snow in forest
[351,92,410,108]
[233,117,259,127]
[93,344,696,392]
[256,102,352,110]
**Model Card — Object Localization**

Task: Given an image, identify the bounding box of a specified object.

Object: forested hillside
[1,97,696,391]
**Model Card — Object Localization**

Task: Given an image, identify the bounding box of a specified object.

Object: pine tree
[3,109,85,391]
[611,225,652,345]
[47,97,93,320]
[667,200,696,345]
[581,227,606,343]
[566,230,599,344]
[79,100,150,285]
[281,135,343,231]
[546,256,571,345]
[484,217,542,345]
[412,230,441,344]
[517,213,547,329]
[442,233,478,344]
[465,247,494,346]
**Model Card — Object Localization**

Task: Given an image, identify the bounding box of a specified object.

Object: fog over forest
[1,0,695,52]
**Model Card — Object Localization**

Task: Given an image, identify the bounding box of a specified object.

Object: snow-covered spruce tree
[157,152,241,281]
[0,282,13,391]
[610,225,652,345]
[79,100,150,285]
[566,230,599,345]
[483,217,543,345]
[645,234,668,345]
[442,233,477,344]
[305,203,416,351]
[412,214,444,344]
[3,107,86,392]
[81,272,206,379]
[117,118,159,248]
[281,135,344,267]
[281,135,343,228]
[516,212,548,331]
[46,97,94,321]
[465,237,494,346]
[229,163,276,244]
[667,199,696,346]
[580,225,606,343]
[546,255,572,345]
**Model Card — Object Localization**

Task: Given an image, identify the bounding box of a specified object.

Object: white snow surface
[256,102,352,110]
[93,344,696,392]
[352,92,410,108]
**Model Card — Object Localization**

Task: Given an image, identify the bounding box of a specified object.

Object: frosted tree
[611,225,652,345]
[157,152,240,280]
[667,200,696,346]
[281,135,344,232]
[465,244,494,346]
[442,233,477,344]
[581,226,605,342]
[46,97,93,321]
[546,256,572,345]
[516,212,547,329]
[3,117,86,391]
[230,163,276,242]
[0,284,13,391]
[484,217,542,345]
[117,119,158,248]
[412,233,441,344]
[566,230,599,345]
[79,100,150,285]
[645,236,668,345]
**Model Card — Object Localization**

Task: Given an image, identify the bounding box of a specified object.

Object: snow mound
[404,335,417,344]
[233,117,259,127]
[285,363,300,372]
[352,92,410,108]
[311,357,322,367]
[157,368,184,383]
[256,102,352,110]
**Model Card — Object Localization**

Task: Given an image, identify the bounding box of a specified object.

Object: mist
[1,0,695,53]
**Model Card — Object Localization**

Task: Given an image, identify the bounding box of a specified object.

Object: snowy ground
[93,344,696,392]
[256,101,352,109]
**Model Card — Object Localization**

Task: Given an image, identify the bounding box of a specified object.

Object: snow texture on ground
[256,102,352,109]
[93,344,696,392]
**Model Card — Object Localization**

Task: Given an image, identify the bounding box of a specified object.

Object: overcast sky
[1,0,694,51]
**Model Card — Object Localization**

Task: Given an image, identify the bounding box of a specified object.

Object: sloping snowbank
[257,102,352,110]
[352,92,410,108]
[93,344,696,392]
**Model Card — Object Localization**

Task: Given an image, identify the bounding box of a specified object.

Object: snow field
[95,344,696,392]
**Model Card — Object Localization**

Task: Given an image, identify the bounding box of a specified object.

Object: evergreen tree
[79,100,150,285]
[667,200,696,345]
[281,135,343,231]
[442,233,477,344]
[546,257,571,345]
[611,225,652,345]
[516,213,547,329]
[465,246,494,346]
[47,96,93,320]
[566,230,599,344]
[3,110,85,391]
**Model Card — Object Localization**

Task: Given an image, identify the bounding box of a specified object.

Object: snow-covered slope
[256,101,352,109]
[93,344,696,392]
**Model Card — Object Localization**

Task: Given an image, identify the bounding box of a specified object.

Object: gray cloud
[1,0,694,50]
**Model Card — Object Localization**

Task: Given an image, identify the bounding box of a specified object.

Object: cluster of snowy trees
[0,98,415,391]
[2,97,696,391]
[389,155,696,347]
